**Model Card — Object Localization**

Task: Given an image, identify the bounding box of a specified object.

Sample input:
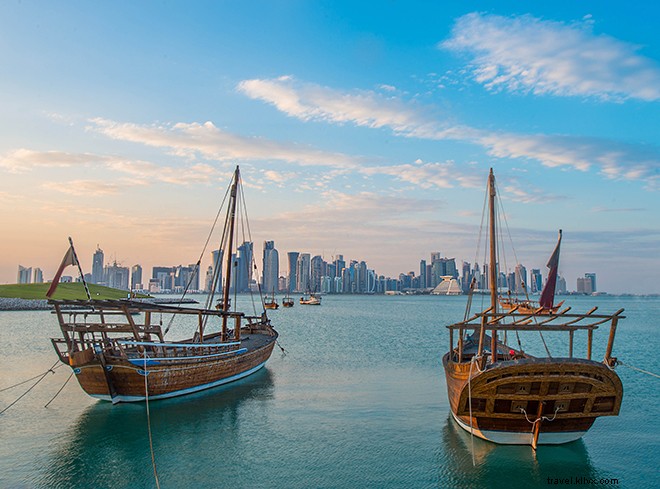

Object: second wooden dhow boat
[49,166,279,403]
[442,169,624,448]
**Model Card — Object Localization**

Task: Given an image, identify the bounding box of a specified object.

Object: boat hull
[69,334,277,403]
[442,353,622,446]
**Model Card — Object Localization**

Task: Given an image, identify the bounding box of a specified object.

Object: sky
[0,1,658,295]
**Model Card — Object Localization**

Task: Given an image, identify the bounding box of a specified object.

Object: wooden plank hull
[442,353,622,446]
[69,334,277,403]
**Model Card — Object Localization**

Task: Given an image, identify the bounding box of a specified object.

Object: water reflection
[36,369,275,489]
[437,414,619,489]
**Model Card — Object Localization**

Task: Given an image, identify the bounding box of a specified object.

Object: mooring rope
[44,371,74,408]
[0,360,61,414]
[143,353,161,489]
[617,360,660,379]
[0,362,62,393]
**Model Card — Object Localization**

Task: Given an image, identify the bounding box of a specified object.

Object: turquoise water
[0,295,658,488]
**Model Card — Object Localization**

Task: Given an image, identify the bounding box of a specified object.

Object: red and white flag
[46,245,78,298]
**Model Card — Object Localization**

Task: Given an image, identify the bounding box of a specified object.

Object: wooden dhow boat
[264,292,279,310]
[282,292,294,308]
[442,169,624,448]
[49,166,279,403]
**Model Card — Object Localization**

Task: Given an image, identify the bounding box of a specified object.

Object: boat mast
[488,168,498,314]
[221,166,240,341]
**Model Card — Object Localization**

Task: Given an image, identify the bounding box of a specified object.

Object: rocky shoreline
[0,297,199,311]
[0,298,51,311]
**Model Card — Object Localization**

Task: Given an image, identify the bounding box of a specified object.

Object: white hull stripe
[451,411,586,445]
[91,361,268,403]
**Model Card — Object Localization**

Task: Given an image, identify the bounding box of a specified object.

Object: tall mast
[488,169,498,314]
[221,166,240,341]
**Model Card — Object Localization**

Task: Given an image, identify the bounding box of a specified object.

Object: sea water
[0,295,658,488]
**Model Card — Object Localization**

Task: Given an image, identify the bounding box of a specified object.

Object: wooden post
[458,328,463,363]
[198,311,204,343]
[490,328,497,364]
[234,315,241,342]
[54,304,73,352]
[587,329,593,360]
[477,315,487,360]
[568,330,574,358]
[532,401,544,450]
[449,327,454,360]
[604,317,619,364]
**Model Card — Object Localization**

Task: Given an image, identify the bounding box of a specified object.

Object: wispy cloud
[237,76,467,139]
[0,149,106,173]
[237,76,660,189]
[0,148,225,187]
[42,179,123,196]
[476,132,660,186]
[441,12,660,101]
[88,117,363,169]
[360,160,482,189]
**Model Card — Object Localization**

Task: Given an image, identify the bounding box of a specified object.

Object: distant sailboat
[264,291,279,310]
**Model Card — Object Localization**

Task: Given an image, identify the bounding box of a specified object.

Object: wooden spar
[488,169,498,316]
[569,330,574,358]
[54,303,73,352]
[531,401,544,450]
[587,329,593,360]
[604,314,621,365]
[221,166,240,342]
[234,316,241,342]
[488,168,498,364]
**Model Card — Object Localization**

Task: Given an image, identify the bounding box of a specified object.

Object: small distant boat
[282,293,294,308]
[300,293,321,305]
[49,166,279,403]
[442,169,624,448]
[264,292,279,310]
[499,230,565,315]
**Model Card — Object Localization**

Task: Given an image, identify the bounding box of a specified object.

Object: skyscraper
[585,273,597,293]
[296,253,310,293]
[17,265,31,284]
[287,251,300,292]
[131,265,143,290]
[262,241,279,293]
[211,249,223,293]
[92,246,104,285]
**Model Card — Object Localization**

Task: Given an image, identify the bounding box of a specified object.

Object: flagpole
[69,237,92,301]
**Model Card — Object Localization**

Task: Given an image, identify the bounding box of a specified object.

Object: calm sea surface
[0,294,658,488]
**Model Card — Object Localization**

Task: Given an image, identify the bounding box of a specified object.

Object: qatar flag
[46,245,78,298]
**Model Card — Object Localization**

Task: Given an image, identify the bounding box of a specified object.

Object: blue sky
[0,1,658,294]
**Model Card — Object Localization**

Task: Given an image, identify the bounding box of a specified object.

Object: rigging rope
[143,352,161,489]
[0,360,60,414]
[617,360,660,379]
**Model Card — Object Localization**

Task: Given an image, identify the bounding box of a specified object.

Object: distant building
[211,249,223,293]
[92,246,104,285]
[17,265,31,284]
[105,261,129,290]
[585,273,597,293]
[131,265,143,290]
[287,252,300,292]
[262,241,279,293]
[33,268,43,284]
[296,253,310,293]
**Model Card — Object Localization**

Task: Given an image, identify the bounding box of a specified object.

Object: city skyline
[1,2,659,294]
[15,239,605,296]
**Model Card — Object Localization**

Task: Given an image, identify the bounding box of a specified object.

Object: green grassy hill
[0,283,150,300]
